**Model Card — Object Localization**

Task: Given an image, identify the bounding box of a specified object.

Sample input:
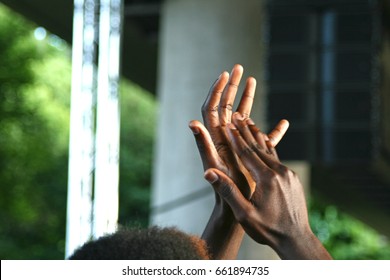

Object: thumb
[204,168,252,218]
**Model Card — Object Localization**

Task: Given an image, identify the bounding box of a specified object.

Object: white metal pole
[65,0,98,258]
[93,0,123,239]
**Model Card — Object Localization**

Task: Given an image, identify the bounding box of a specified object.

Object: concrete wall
[151,0,281,259]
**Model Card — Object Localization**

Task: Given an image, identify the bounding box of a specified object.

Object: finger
[226,123,269,182]
[201,71,230,129]
[204,168,253,219]
[219,64,243,126]
[246,121,282,166]
[232,113,268,151]
[236,77,256,119]
[247,118,269,148]
[245,118,276,157]
[189,120,222,170]
[266,119,289,148]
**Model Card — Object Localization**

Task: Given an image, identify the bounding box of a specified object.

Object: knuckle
[218,181,236,199]
[277,165,290,176]
[238,146,255,158]
[215,143,229,155]
[264,169,277,180]
[277,165,296,179]
[250,142,264,152]
[201,104,218,116]
[241,112,250,119]
[219,104,233,112]
[229,82,238,88]
[264,170,279,186]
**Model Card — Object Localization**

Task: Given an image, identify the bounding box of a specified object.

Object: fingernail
[205,170,219,183]
[190,126,200,135]
[227,122,237,130]
[246,118,255,125]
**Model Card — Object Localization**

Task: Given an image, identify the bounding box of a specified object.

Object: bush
[310,199,390,259]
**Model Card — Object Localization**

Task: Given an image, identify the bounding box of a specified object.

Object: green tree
[119,81,156,228]
[0,4,156,259]
[0,4,71,258]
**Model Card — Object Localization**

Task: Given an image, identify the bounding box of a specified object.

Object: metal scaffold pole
[65,0,123,258]
[93,0,123,239]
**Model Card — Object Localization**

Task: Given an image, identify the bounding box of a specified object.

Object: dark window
[266,0,377,163]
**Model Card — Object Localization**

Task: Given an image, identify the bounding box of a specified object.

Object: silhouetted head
[68,226,210,260]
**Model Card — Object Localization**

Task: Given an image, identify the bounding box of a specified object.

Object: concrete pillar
[151,0,278,259]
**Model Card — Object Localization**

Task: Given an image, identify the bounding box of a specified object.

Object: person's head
[68,226,210,260]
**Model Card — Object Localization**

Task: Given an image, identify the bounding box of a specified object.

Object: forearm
[202,200,245,259]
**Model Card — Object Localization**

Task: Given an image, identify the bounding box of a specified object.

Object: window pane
[269,15,311,44]
[333,129,372,160]
[336,52,371,82]
[335,92,371,121]
[273,129,309,160]
[266,2,375,163]
[268,92,306,122]
[337,13,372,43]
[269,53,308,82]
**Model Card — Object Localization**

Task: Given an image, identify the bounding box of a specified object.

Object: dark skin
[189,64,289,259]
[203,114,332,260]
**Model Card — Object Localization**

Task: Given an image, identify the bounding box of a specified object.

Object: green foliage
[0,7,38,91]
[0,4,156,259]
[0,4,71,259]
[119,81,156,228]
[309,200,390,259]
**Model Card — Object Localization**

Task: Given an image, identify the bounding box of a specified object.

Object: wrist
[213,191,238,219]
[274,227,332,260]
[212,198,239,228]
[201,199,244,259]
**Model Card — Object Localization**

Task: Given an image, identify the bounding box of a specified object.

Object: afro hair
[68,226,210,260]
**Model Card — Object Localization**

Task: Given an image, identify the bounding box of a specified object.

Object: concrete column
[151,0,278,259]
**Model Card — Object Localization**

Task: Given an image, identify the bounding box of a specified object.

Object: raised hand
[189,64,289,200]
[204,115,332,260]
[189,64,289,259]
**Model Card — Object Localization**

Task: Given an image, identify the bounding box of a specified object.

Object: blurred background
[0,0,389,259]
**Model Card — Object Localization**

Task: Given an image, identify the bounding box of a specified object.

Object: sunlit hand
[189,64,289,199]
[189,64,289,259]
[204,115,332,260]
